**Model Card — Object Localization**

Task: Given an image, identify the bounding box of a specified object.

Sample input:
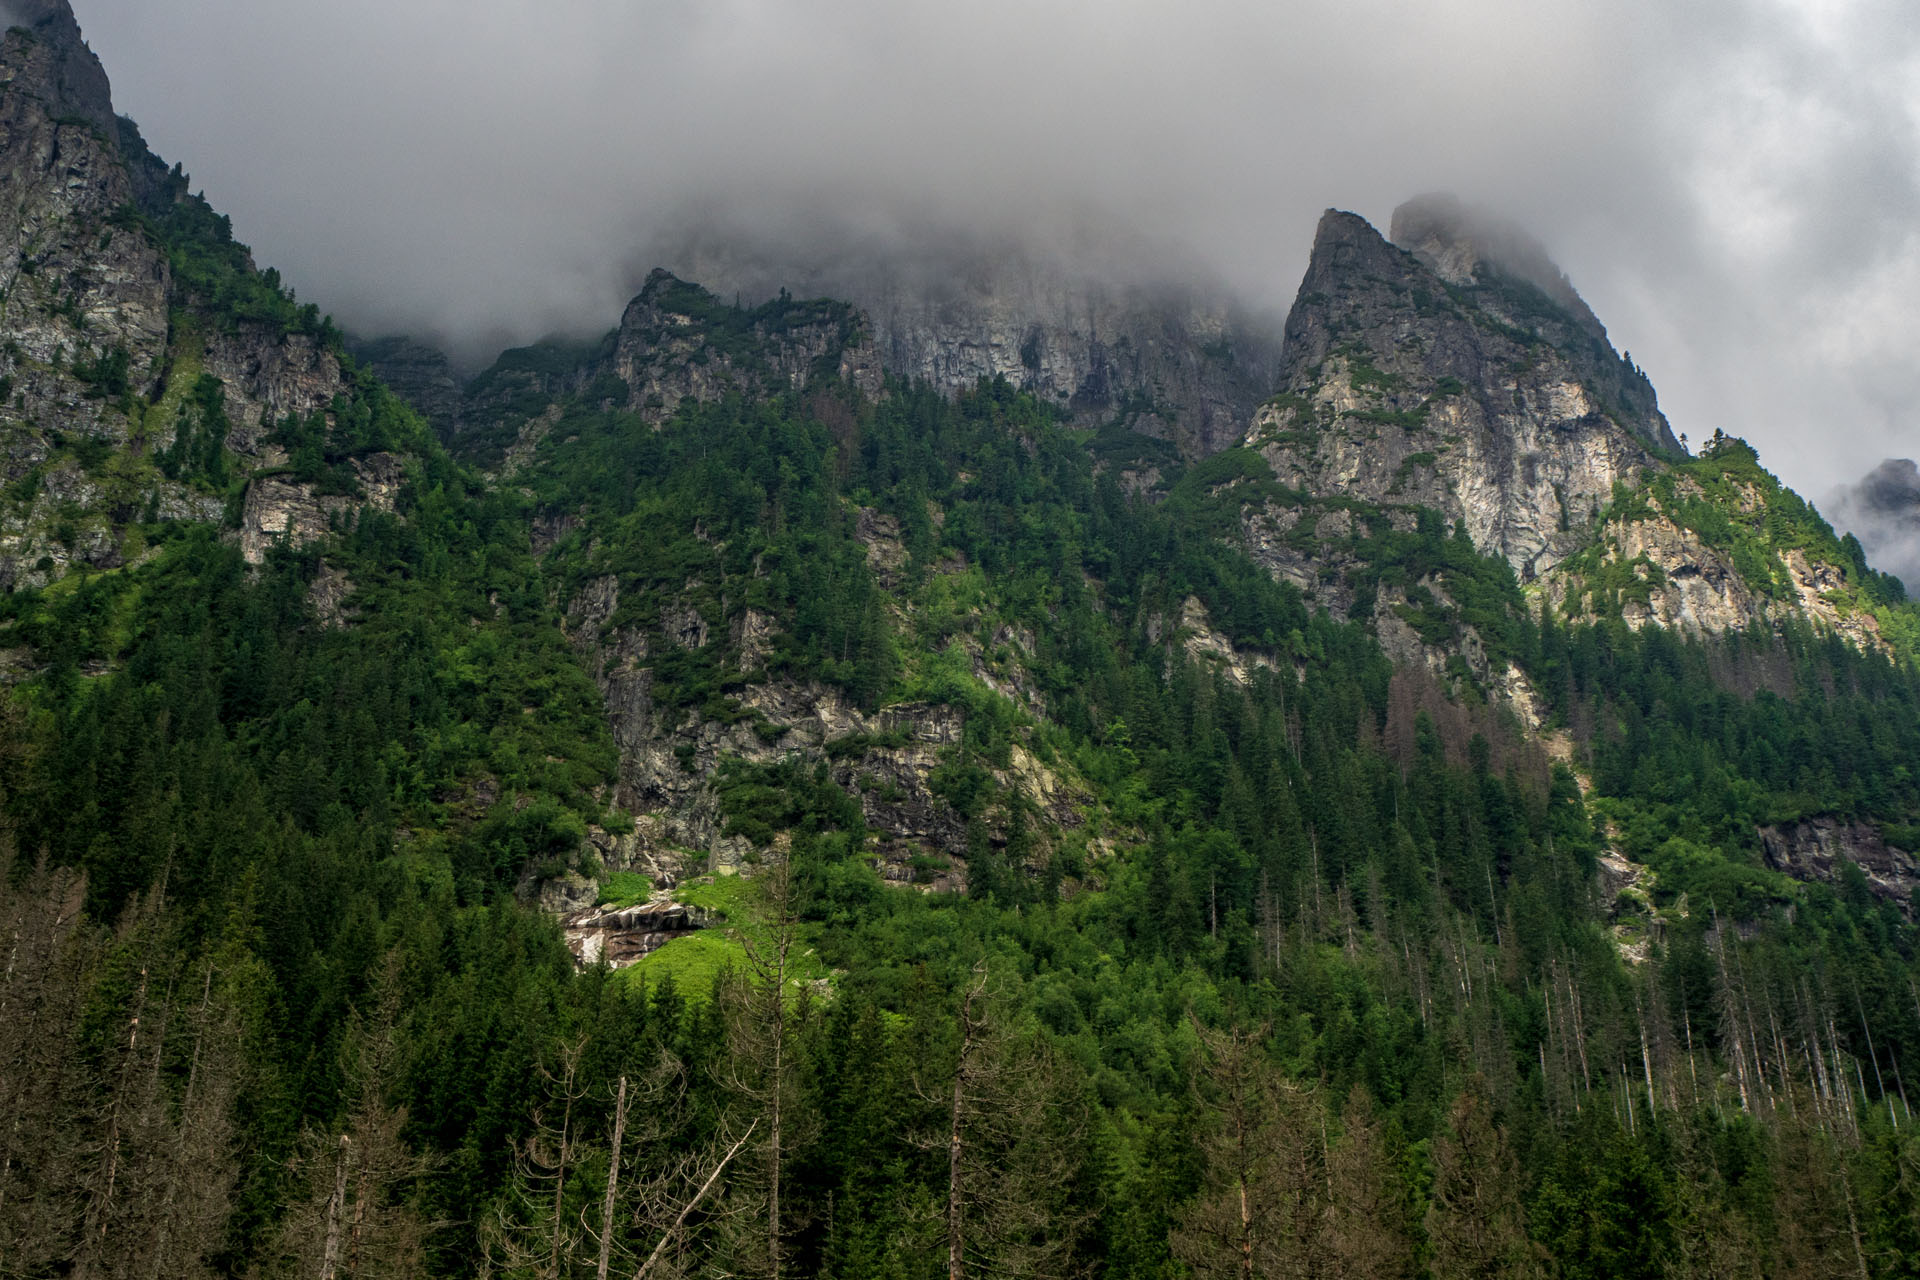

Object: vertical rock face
[0,12,172,584]
[609,270,882,426]
[559,570,1023,890]
[0,19,169,406]
[1245,203,1676,580]
[348,335,462,440]
[0,0,113,133]
[655,238,1284,457]
[0,0,369,587]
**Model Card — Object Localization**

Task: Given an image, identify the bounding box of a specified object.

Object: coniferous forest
[7,5,1920,1279]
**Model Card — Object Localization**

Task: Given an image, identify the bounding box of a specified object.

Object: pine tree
[1426,1078,1539,1280]
[1328,1085,1413,1280]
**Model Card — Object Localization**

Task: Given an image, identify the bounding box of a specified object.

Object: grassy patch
[621,872,833,1000]
[622,930,750,996]
[597,870,654,908]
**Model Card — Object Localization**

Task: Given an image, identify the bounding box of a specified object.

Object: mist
[1829,460,1920,595]
[72,0,1920,500]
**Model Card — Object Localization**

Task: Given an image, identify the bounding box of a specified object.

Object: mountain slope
[8,5,1920,1278]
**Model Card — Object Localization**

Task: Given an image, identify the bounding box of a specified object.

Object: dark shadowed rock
[1759,817,1920,906]
[349,334,463,439]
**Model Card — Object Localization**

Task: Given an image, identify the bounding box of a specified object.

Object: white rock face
[238,453,406,565]
[1541,496,1886,650]
[1246,206,1675,586]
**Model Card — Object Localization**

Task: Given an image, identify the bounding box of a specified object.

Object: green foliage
[11,180,1920,1278]
[122,178,336,341]
[597,870,654,907]
[155,373,233,491]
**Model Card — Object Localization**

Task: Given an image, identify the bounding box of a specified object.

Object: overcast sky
[72,0,1920,504]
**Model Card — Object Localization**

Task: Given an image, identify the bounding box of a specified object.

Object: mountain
[1245,201,1674,585]
[650,227,1286,456]
[378,234,1284,462]
[7,3,1920,1277]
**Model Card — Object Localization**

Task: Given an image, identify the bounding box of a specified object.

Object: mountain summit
[1241,200,1676,591]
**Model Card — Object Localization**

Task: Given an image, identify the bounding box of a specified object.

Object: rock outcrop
[657,236,1284,457]
[0,12,169,585]
[238,452,405,565]
[562,900,711,969]
[1243,202,1677,588]
[610,270,882,427]
[1759,817,1920,905]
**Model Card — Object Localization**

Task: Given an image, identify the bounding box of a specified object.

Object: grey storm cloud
[1829,459,1920,595]
[71,0,1920,520]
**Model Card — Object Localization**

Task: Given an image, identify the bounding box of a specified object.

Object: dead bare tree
[1170,1017,1324,1280]
[916,960,1090,1280]
[719,841,812,1280]
[1327,1085,1413,1280]
[1425,1077,1540,1280]
[486,1034,594,1280]
[278,958,436,1280]
[0,854,97,1274]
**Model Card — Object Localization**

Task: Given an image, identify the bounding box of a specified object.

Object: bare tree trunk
[320,1135,351,1280]
[633,1121,756,1280]
[598,1075,628,1280]
[948,963,986,1280]
[551,1066,578,1280]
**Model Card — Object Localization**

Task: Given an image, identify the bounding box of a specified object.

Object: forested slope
[6,4,1920,1278]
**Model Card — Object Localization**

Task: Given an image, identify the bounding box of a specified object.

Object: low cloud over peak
[1830,459,1920,594]
[74,0,1920,495]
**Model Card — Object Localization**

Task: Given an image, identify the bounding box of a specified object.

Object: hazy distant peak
[1855,457,1920,511]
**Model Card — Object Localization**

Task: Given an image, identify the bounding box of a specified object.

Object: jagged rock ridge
[0,1,363,587]
[1243,201,1678,590]
[653,234,1285,456]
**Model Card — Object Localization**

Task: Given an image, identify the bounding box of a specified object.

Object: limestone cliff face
[1244,204,1676,585]
[610,270,882,427]
[0,15,169,585]
[237,452,405,566]
[450,272,883,460]
[660,241,1283,457]
[1539,475,1887,650]
[560,558,1085,893]
[0,2,366,587]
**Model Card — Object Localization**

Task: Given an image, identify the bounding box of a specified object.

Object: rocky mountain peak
[644,228,1286,457]
[1243,204,1680,595]
[0,0,114,136]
